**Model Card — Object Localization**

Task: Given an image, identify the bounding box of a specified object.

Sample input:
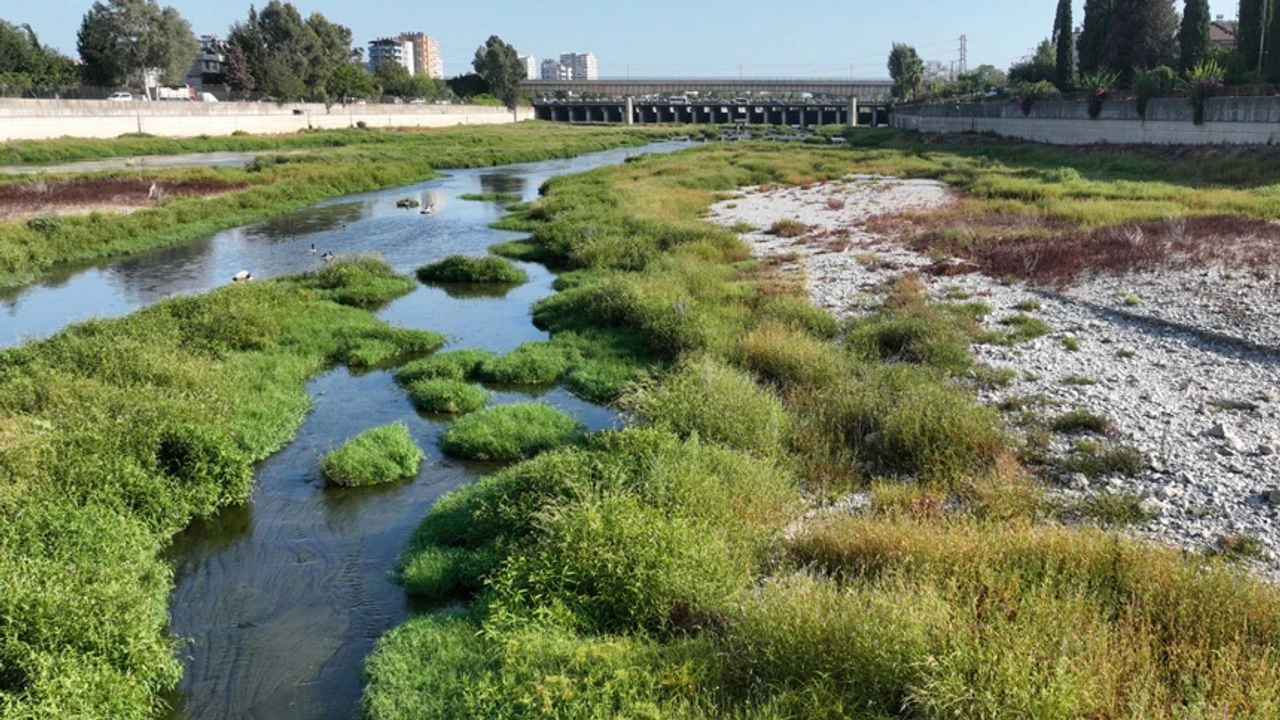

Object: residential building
[368,36,416,75]
[559,52,598,80]
[184,35,229,89]
[403,33,445,79]
[1211,16,1238,51]
[541,58,569,80]
[518,55,537,80]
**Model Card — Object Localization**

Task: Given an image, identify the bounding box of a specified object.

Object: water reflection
[244,201,369,242]
[478,172,528,197]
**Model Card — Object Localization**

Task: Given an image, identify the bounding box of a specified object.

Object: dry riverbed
[711,177,1280,572]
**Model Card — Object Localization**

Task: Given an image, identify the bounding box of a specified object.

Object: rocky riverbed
[710,177,1280,573]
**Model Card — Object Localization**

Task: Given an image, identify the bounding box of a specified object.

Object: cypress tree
[1237,0,1269,75]
[1053,0,1076,89]
[1267,0,1280,81]
[1078,0,1114,74]
[1179,0,1212,70]
[1108,0,1179,78]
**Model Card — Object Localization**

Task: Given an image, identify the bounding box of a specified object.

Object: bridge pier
[625,96,634,126]
[847,96,858,128]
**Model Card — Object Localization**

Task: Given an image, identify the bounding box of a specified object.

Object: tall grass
[0,258,426,717]
[322,422,423,487]
[0,124,677,289]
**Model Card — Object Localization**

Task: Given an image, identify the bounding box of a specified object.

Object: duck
[321,250,335,262]
[231,270,253,282]
[420,206,434,215]
[309,242,316,254]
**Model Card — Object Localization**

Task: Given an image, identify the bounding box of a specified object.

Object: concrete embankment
[0,99,534,140]
[893,96,1280,145]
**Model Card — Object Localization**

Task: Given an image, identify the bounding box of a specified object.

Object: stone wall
[0,100,533,140]
[892,96,1280,145]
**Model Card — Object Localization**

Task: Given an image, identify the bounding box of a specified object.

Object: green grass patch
[458,192,522,202]
[438,403,583,460]
[996,313,1052,343]
[415,255,528,285]
[322,422,424,487]
[1052,409,1112,434]
[1063,440,1146,478]
[405,379,490,415]
[395,349,494,385]
[1067,491,1155,527]
[477,341,577,385]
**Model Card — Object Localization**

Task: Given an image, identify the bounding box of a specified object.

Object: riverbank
[365,139,1280,718]
[0,124,677,289]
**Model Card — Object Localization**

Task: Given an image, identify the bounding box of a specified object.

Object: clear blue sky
[12,0,1240,78]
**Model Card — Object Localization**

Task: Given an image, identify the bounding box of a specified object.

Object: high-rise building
[518,55,537,80]
[368,37,415,75]
[559,52,598,80]
[368,33,444,78]
[403,33,445,79]
[540,58,569,80]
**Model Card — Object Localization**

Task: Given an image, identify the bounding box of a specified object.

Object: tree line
[887,0,1280,102]
[0,0,529,107]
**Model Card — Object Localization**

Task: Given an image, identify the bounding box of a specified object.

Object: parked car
[107,92,133,101]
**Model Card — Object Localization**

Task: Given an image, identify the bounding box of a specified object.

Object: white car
[107,92,133,101]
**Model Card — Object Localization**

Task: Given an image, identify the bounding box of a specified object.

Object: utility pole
[958,34,968,75]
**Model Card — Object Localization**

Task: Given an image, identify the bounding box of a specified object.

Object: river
[0,140,688,720]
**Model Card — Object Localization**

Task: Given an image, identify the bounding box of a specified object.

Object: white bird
[309,243,316,253]
[231,270,253,282]
[321,250,335,262]
[147,182,158,200]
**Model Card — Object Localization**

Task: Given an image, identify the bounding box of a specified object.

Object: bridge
[521,78,893,127]
[520,77,893,99]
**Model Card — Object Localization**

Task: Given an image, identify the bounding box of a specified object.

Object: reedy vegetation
[366,137,1280,718]
[0,123,677,289]
[0,257,433,718]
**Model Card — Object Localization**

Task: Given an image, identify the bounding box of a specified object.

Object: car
[107,92,133,101]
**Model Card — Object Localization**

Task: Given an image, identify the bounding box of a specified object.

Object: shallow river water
[0,140,688,720]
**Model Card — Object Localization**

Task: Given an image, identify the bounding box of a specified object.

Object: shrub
[395,349,493,385]
[322,422,423,487]
[415,255,528,285]
[622,356,792,456]
[405,379,490,414]
[439,403,583,460]
[998,313,1051,343]
[741,320,847,388]
[848,312,973,375]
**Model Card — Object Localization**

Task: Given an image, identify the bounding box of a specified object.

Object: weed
[1014,298,1042,311]
[1216,534,1265,560]
[405,379,490,415]
[1051,409,1112,434]
[323,422,423,487]
[1061,374,1099,386]
[997,313,1051,343]
[439,403,583,461]
[1062,334,1081,352]
[415,255,528,285]
[1069,492,1155,526]
[476,341,577,385]
[1116,347,1137,359]
[970,364,1017,388]
[768,219,809,237]
[1063,440,1145,477]
[395,349,494,385]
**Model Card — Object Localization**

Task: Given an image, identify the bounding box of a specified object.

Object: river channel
[0,140,688,719]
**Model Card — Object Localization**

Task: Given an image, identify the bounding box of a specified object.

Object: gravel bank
[710,177,1280,572]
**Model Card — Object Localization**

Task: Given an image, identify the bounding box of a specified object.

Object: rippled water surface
[0,141,688,720]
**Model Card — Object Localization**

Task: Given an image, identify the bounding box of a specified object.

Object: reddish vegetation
[0,177,247,220]
[871,213,1280,286]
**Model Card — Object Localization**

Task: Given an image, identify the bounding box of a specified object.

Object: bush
[415,255,528,285]
[439,403,583,460]
[741,320,847,388]
[848,312,973,375]
[768,219,808,237]
[1051,409,1111,434]
[322,422,424,487]
[622,356,792,456]
[405,379,490,414]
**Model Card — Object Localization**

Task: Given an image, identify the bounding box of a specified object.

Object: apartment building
[368,33,444,78]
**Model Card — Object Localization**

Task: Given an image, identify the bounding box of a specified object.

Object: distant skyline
[11,0,1241,79]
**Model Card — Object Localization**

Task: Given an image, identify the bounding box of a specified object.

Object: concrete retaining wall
[0,99,533,140]
[892,96,1280,145]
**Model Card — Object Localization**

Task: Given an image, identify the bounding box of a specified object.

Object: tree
[1078,0,1114,75]
[1179,0,1211,71]
[228,2,355,102]
[472,35,524,110]
[76,0,197,98]
[223,43,254,97]
[1009,39,1057,84]
[1053,0,1076,90]
[1107,0,1179,79]
[1238,0,1270,75]
[887,43,924,101]
[0,21,79,94]
[329,61,376,101]
[1267,0,1280,81]
[955,64,1008,95]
